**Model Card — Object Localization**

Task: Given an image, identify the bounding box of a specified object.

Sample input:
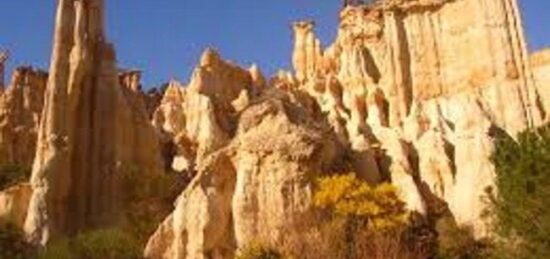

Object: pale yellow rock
[145,89,341,259]
[531,49,550,122]
[0,183,32,228]
[25,0,164,245]
[286,0,545,238]
[0,67,47,168]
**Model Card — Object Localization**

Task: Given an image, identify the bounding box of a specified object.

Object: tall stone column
[24,0,164,245]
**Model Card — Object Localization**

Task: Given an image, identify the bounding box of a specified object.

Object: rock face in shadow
[0,67,47,168]
[24,0,164,245]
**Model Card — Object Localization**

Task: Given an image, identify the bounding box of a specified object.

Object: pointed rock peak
[292,20,315,32]
[200,48,221,67]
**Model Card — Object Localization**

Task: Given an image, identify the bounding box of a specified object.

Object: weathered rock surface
[24,0,164,245]
[145,86,341,259]
[0,183,32,228]
[287,0,546,238]
[531,49,550,121]
[0,0,542,256]
[152,49,260,174]
[0,67,47,168]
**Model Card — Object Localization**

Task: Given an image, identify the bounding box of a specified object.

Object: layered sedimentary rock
[288,0,546,237]
[24,0,164,245]
[0,67,48,168]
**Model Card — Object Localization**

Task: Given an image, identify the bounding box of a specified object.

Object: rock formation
[531,49,550,121]
[146,86,341,259]
[0,67,48,168]
[0,51,8,90]
[0,0,543,257]
[285,0,547,238]
[0,183,31,228]
[24,0,164,245]
[142,1,549,257]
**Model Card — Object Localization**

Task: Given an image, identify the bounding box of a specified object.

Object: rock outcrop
[0,67,48,168]
[287,0,546,237]
[0,0,543,256]
[152,49,260,174]
[143,1,550,257]
[531,49,550,121]
[146,87,341,259]
[0,183,32,228]
[24,0,164,245]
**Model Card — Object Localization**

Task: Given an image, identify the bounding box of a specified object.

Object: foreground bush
[40,228,142,259]
[0,164,31,190]
[236,242,284,259]
[0,221,35,259]
[307,173,427,259]
[489,124,550,258]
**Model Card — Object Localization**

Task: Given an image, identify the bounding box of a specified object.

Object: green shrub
[489,124,550,258]
[72,228,142,259]
[0,221,35,259]
[39,238,72,259]
[40,228,142,259]
[435,215,489,259]
[236,242,284,259]
[0,164,31,190]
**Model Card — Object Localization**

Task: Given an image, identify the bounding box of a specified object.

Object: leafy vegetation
[40,228,142,259]
[0,221,35,259]
[0,164,31,190]
[236,242,284,259]
[313,173,408,231]
[309,173,427,259]
[488,123,550,258]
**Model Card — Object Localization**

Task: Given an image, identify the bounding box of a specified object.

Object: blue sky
[0,0,548,87]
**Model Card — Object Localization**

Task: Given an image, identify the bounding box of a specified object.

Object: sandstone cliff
[24,0,164,245]
[288,0,546,238]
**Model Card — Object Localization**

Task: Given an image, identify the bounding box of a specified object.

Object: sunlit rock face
[0,67,47,168]
[288,0,546,238]
[24,0,164,245]
[531,49,550,121]
[146,83,342,259]
[0,0,540,257]
[0,183,32,228]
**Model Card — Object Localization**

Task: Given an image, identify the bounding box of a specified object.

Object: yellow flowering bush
[313,173,408,231]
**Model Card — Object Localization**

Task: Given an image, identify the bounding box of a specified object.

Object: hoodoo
[24,0,164,245]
